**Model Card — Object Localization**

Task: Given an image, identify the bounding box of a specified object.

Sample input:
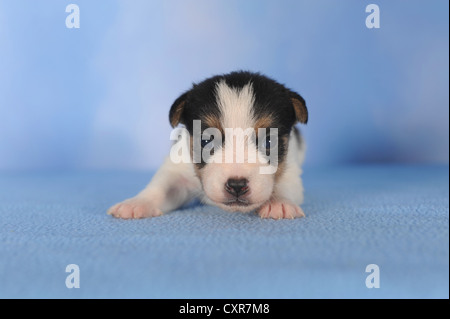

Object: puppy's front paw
[107,197,163,219]
[258,200,305,220]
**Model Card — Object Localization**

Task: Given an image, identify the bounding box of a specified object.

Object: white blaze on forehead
[215,80,255,129]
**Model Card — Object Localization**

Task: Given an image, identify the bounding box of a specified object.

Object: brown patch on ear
[170,100,185,127]
[291,98,308,124]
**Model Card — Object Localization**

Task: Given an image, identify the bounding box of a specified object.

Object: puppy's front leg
[258,170,306,220]
[108,158,201,219]
[258,130,306,220]
[258,155,306,219]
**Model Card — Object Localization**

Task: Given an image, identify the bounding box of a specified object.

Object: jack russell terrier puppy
[108,71,308,219]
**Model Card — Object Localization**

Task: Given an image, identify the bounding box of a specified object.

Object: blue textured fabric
[0,165,448,298]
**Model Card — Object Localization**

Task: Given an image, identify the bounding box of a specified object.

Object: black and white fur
[108,71,308,219]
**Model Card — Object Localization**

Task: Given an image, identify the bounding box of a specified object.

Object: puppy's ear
[169,92,188,127]
[289,91,308,124]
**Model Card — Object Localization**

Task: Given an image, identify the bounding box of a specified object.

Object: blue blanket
[0,165,448,298]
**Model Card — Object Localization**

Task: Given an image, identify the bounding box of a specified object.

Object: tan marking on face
[203,114,224,134]
[253,115,274,131]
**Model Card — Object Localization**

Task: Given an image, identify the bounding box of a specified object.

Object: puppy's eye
[201,137,214,149]
[265,135,271,149]
[260,134,277,151]
[256,135,275,150]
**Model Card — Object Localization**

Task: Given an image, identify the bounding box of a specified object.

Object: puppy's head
[169,71,307,212]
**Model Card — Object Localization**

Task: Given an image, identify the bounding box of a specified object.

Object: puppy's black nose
[225,178,249,197]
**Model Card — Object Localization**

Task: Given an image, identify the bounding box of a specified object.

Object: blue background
[0,1,448,299]
[0,0,448,170]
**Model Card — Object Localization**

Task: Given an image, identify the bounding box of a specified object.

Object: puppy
[108,71,308,219]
